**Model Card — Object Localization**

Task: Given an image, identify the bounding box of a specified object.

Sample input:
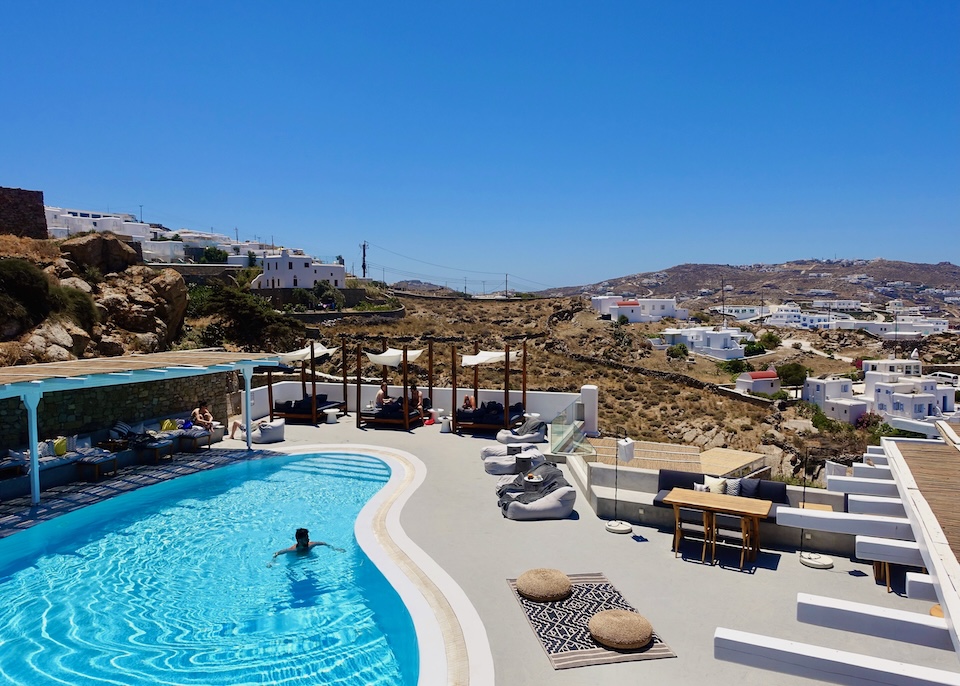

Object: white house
[659,325,752,360]
[710,305,771,320]
[610,299,689,323]
[804,356,957,434]
[812,299,861,311]
[250,249,346,290]
[735,370,781,395]
[593,297,689,322]
[802,376,868,425]
[46,206,152,241]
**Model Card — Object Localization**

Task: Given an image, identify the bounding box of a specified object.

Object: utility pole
[464,277,467,295]
[235,227,239,242]
[361,241,368,278]
[139,205,143,223]
[505,273,508,297]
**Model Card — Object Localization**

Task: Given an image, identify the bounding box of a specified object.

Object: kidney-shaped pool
[0,452,418,686]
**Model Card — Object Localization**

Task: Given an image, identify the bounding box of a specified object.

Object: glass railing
[550,397,597,459]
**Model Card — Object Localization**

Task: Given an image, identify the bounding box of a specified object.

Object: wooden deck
[587,438,766,477]
[898,441,960,563]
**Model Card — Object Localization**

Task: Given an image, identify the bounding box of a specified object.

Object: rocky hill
[540,259,960,320]
[0,234,188,365]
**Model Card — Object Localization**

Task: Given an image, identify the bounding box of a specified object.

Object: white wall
[240,381,579,422]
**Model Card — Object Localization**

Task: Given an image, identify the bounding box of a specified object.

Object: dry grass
[297,295,796,452]
[0,236,61,264]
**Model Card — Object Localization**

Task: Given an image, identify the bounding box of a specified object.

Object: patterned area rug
[507,572,677,670]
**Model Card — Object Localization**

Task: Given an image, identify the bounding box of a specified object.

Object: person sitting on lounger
[375,382,394,408]
[273,528,344,557]
[191,400,215,430]
[462,395,476,410]
[409,382,423,414]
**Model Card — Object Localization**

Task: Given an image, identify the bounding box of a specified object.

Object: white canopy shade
[278,344,339,365]
[461,350,521,367]
[365,348,424,367]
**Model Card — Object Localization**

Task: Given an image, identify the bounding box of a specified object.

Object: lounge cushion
[502,486,576,521]
[516,568,572,602]
[496,420,547,445]
[589,609,653,650]
[480,446,546,475]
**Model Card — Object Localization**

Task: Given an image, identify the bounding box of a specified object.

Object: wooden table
[663,488,773,568]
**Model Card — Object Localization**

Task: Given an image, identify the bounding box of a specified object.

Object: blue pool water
[0,452,418,685]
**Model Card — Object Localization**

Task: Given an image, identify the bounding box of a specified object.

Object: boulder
[149,268,188,341]
[59,276,93,294]
[96,335,126,357]
[60,233,138,274]
[21,321,79,362]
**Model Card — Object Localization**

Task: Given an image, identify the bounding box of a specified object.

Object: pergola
[0,350,281,505]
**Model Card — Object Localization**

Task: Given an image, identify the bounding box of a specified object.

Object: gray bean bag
[480,445,546,475]
[241,418,285,444]
[502,486,577,521]
[496,419,548,445]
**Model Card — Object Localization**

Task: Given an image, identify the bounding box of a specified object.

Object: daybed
[456,401,525,433]
[359,401,426,430]
[479,444,546,475]
[272,394,346,425]
[496,417,547,444]
[496,463,576,521]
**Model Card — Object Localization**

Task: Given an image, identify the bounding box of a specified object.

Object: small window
[288,262,293,269]
[80,212,89,218]
[305,261,309,267]
[334,280,338,287]
[293,277,298,287]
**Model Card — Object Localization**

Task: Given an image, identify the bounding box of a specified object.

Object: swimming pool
[0,452,418,685]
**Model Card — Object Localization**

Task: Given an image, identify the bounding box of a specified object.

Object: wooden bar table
[662,488,773,568]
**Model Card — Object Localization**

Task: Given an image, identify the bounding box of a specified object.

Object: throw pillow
[66,435,78,452]
[76,436,92,449]
[726,477,742,497]
[694,483,710,492]
[53,437,68,456]
[704,475,726,494]
[740,478,761,498]
[110,420,132,439]
[7,449,27,461]
[39,440,55,458]
[161,419,178,431]
[131,422,146,435]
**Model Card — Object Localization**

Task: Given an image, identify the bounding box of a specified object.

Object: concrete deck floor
[4,417,959,685]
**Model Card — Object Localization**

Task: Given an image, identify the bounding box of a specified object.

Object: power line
[368,242,507,276]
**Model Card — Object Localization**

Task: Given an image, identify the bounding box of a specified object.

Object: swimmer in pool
[273,528,344,557]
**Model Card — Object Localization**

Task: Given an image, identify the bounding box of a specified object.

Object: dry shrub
[0,235,60,263]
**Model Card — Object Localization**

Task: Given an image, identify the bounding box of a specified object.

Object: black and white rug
[507,572,677,670]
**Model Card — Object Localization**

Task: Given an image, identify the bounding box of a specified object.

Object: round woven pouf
[515,568,572,602]
[589,609,653,650]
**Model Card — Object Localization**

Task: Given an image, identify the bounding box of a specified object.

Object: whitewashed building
[659,325,752,360]
[812,299,861,311]
[46,206,152,241]
[592,296,688,322]
[250,249,346,290]
[804,356,957,435]
[735,370,781,395]
[710,305,771,320]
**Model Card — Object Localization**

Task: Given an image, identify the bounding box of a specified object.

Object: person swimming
[273,528,344,557]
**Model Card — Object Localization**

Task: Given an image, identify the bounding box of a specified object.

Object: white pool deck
[5,419,960,685]
[235,421,959,685]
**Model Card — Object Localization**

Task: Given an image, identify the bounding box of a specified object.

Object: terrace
[0,388,960,685]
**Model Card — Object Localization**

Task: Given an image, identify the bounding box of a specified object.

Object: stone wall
[0,187,47,239]
[0,372,237,447]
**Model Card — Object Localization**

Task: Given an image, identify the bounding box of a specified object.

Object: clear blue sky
[2,1,957,292]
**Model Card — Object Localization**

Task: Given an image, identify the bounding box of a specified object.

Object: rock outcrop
[7,236,190,362]
[60,233,139,274]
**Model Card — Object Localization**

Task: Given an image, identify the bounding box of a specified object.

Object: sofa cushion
[657,469,703,493]
[740,478,760,498]
[757,479,789,504]
[704,475,726,494]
